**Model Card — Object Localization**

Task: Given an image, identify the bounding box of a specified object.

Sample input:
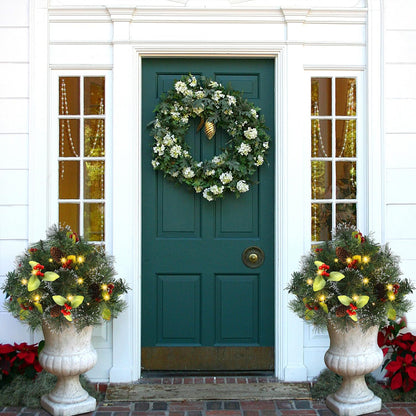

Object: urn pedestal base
[41,393,96,416]
[326,394,381,416]
[324,323,383,416]
[39,323,98,416]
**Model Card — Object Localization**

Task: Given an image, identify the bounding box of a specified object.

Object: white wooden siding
[384,0,416,330]
[0,0,30,344]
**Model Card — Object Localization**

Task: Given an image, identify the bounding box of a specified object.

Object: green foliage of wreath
[150,74,271,201]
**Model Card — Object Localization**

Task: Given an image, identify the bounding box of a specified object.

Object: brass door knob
[249,253,258,263]
[242,246,265,269]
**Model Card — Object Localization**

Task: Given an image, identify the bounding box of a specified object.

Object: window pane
[336,78,356,116]
[311,119,332,157]
[336,203,356,226]
[311,78,331,116]
[311,203,332,242]
[311,161,332,199]
[84,203,105,242]
[84,119,105,157]
[59,203,80,234]
[59,161,80,199]
[336,120,356,158]
[84,77,105,115]
[60,119,80,157]
[84,161,105,200]
[336,162,356,199]
[59,77,80,115]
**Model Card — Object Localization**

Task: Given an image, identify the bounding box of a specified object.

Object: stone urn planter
[324,321,384,416]
[39,322,98,416]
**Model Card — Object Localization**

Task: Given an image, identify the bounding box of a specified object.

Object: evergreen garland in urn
[287,224,414,331]
[2,225,129,331]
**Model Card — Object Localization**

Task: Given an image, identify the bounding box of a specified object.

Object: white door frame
[110,44,309,382]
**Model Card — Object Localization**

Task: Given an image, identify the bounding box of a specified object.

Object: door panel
[142,58,275,370]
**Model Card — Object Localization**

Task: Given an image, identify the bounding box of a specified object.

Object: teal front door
[141,58,275,371]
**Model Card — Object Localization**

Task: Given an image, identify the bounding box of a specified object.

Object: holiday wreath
[150,74,271,201]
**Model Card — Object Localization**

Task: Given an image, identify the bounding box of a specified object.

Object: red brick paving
[3,401,416,415]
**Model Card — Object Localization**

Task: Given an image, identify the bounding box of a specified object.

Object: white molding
[48,6,366,25]
[49,64,113,70]
[304,65,366,70]
[105,44,304,382]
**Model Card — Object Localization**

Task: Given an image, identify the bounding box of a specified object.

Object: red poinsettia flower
[386,354,416,392]
[0,344,15,354]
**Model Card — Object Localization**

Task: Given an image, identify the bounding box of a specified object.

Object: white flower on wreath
[195,90,205,99]
[163,134,174,146]
[255,155,264,166]
[151,160,160,168]
[183,150,191,159]
[244,127,258,140]
[171,171,179,178]
[250,109,258,119]
[209,81,219,88]
[205,169,215,176]
[182,167,195,179]
[237,142,252,156]
[203,189,214,201]
[170,144,182,158]
[181,116,189,124]
[171,111,181,120]
[194,186,203,193]
[263,141,269,149]
[213,90,225,102]
[175,81,188,95]
[224,109,233,115]
[212,156,223,165]
[188,76,197,87]
[220,171,233,185]
[185,89,194,97]
[237,180,249,193]
[155,119,161,128]
[210,185,224,195]
[153,144,165,156]
[227,95,237,106]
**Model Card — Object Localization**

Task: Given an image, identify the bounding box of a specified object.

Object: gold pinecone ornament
[204,121,216,140]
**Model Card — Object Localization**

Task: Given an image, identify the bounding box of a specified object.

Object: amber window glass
[58,76,105,242]
[311,77,357,243]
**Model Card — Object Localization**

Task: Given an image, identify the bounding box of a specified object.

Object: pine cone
[336,246,350,263]
[88,283,101,299]
[335,305,348,317]
[50,246,64,263]
[50,305,61,317]
[374,283,387,300]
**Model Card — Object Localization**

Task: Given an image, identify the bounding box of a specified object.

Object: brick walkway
[1,400,416,416]
[1,376,415,416]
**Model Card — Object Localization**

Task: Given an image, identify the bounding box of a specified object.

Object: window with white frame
[58,76,106,243]
[311,77,358,243]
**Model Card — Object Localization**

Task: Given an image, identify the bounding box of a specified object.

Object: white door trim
[109,43,309,382]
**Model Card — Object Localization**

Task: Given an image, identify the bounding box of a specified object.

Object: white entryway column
[278,9,310,382]
[108,7,140,382]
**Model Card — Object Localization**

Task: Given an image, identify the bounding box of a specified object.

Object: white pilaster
[367,0,384,242]
[108,7,140,382]
[279,8,309,382]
